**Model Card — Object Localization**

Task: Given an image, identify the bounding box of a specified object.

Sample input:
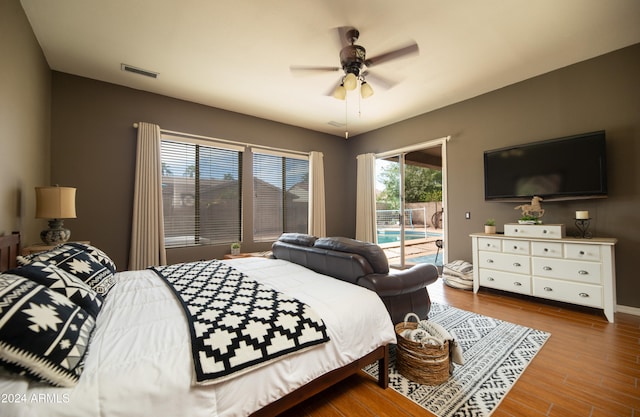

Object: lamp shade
[332,84,347,100]
[35,186,77,219]
[343,73,357,90]
[360,81,374,98]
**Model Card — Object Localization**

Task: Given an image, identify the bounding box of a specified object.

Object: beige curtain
[355,153,377,242]
[129,122,167,270]
[308,151,326,237]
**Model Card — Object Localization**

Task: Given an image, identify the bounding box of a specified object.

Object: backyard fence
[376,208,426,230]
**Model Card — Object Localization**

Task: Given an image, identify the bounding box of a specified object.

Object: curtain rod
[375,135,450,159]
[133,123,309,157]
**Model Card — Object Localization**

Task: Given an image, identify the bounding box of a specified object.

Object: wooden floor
[279,279,640,417]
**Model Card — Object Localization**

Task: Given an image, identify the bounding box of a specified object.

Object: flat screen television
[484,131,607,201]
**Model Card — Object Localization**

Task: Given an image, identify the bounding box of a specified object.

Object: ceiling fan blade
[290,65,341,74]
[365,42,419,67]
[290,65,341,72]
[362,70,397,90]
[325,78,343,96]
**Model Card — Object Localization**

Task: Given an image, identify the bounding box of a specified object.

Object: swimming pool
[376,229,441,244]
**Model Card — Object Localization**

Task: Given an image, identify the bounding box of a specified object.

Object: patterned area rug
[364,303,550,417]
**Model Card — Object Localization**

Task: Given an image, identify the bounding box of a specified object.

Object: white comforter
[0,257,395,417]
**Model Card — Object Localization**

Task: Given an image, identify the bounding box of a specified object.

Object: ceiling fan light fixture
[360,81,374,98]
[333,84,347,100]
[343,73,358,90]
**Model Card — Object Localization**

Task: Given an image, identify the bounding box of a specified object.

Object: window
[160,136,242,248]
[253,151,309,242]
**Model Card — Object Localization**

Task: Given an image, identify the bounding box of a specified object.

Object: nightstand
[223,251,272,260]
[223,253,253,260]
[22,241,90,256]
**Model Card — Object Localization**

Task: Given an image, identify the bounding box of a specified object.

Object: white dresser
[470,232,617,322]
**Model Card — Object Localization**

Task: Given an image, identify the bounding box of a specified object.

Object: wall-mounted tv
[484,131,608,201]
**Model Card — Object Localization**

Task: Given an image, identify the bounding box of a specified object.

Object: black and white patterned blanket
[151,260,329,384]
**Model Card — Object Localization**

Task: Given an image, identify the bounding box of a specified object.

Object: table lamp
[36,185,77,245]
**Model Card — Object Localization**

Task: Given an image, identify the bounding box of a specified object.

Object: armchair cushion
[358,263,439,296]
[278,233,318,247]
[314,237,389,274]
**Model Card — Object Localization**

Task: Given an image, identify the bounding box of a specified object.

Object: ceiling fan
[290,27,419,100]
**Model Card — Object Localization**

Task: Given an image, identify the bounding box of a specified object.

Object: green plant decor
[485,219,496,226]
[519,214,541,224]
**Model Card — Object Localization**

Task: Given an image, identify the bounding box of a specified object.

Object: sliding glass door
[376,154,409,268]
[376,143,445,269]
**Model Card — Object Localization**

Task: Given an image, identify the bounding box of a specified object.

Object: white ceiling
[20,0,640,138]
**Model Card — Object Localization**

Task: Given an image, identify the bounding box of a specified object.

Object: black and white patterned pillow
[0,274,95,387]
[63,242,117,273]
[18,244,115,296]
[6,262,103,319]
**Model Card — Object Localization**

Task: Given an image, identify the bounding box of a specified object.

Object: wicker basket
[395,314,450,385]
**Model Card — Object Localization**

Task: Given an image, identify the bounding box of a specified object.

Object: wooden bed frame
[252,345,389,416]
[0,233,389,417]
[0,232,20,272]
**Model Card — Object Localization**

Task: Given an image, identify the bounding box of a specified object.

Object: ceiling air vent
[121,63,159,79]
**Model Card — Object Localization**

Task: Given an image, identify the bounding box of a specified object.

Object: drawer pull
[487,277,495,281]
[543,229,548,234]
[486,243,491,247]
[579,292,589,298]
[579,251,585,255]
[543,266,552,271]
[578,270,589,275]
[513,262,521,267]
[513,245,518,250]
[543,287,553,292]
[513,282,522,286]
[543,248,549,252]
[487,259,494,263]
[514,228,519,233]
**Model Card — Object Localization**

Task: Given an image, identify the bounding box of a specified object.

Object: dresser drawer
[503,240,530,255]
[531,241,563,258]
[479,251,530,274]
[504,223,565,239]
[565,243,601,261]
[533,277,603,308]
[478,237,501,252]
[479,269,531,295]
[532,257,601,284]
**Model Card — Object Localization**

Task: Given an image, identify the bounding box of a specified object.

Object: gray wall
[347,43,640,308]
[0,0,50,241]
[50,72,349,269]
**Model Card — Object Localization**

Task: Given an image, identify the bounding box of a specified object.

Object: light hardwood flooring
[279,279,640,417]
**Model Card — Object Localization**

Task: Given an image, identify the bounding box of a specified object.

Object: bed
[0,234,395,416]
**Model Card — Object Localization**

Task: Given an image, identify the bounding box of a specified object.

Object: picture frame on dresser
[470,231,617,323]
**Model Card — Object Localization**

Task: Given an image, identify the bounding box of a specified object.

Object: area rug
[363,303,550,417]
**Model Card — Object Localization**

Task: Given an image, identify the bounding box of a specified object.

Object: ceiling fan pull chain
[344,96,349,139]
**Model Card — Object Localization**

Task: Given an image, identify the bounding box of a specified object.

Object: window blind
[160,139,242,247]
[253,152,309,242]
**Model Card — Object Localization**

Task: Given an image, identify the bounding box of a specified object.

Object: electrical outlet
[465,212,471,219]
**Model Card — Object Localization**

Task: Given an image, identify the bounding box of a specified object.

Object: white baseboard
[617,304,640,317]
